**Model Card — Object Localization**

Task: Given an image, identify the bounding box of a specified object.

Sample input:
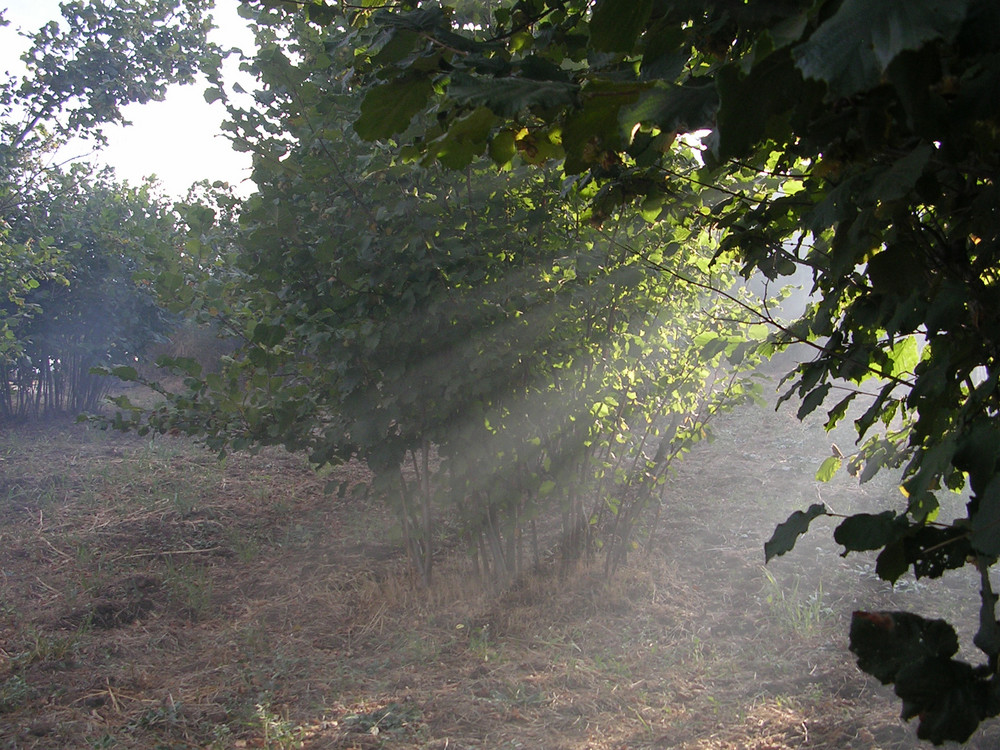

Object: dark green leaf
[448,73,577,119]
[834,511,905,553]
[849,610,959,684]
[306,1,338,26]
[895,657,986,744]
[590,0,653,54]
[825,392,857,430]
[715,50,803,161]
[793,0,971,96]
[875,539,909,583]
[110,365,139,381]
[904,525,972,579]
[796,382,830,420]
[764,503,827,561]
[355,74,434,140]
[970,477,1000,556]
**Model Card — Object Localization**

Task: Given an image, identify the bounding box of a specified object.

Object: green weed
[255,700,303,749]
[759,567,833,635]
[0,675,35,713]
[14,625,83,668]
[224,527,260,562]
[163,560,213,621]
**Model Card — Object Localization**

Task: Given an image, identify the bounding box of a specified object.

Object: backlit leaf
[815,455,841,482]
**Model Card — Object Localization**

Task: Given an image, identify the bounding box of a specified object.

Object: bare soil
[0,377,996,749]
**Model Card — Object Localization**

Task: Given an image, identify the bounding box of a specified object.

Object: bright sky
[0,0,256,198]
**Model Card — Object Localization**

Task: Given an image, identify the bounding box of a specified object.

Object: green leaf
[620,82,718,136]
[428,106,495,168]
[563,82,638,174]
[488,130,517,166]
[815,455,841,482]
[448,73,577,119]
[764,503,828,561]
[793,0,971,96]
[888,335,920,378]
[355,74,434,140]
[590,0,653,54]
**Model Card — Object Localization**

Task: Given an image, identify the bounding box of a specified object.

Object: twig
[38,535,72,561]
[115,546,223,561]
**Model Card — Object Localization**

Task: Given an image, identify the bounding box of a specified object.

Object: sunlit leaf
[815,455,841,482]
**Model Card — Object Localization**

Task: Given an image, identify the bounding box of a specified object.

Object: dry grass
[0,393,997,749]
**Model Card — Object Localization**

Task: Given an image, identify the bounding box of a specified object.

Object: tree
[331,0,1000,742]
[1,0,216,153]
[107,4,766,587]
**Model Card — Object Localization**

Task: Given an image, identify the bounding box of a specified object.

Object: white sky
[0,0,256,198]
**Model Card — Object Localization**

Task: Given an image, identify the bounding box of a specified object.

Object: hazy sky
[1,0,256,197]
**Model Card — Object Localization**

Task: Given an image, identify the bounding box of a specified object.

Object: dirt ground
[1,374,997,749]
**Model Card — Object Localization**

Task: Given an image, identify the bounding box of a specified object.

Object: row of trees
[0,0,214,420]
[109,6,768,586]
[6,0,1000,742]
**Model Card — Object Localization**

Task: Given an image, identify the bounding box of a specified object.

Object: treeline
[0,0,213,423]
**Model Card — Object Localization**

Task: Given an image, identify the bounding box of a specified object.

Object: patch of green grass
[162,560,214,622]
[255,699,304,749]
[127,699,185,732]
[224,526,262,562]
[341,701,423,738]
[0,675,35,713]
[463,622,500,662]
[86,733,117,749]
[759,567,833,636]
[487,682,546,708]
[13,625,84,668]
